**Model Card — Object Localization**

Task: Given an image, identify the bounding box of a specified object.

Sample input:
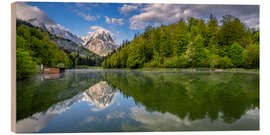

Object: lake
[16,69,259,133]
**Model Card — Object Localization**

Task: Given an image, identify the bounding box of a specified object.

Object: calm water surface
[16,69,259,133]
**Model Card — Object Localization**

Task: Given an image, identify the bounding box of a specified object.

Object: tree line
[16,24,71,79]
[102,15,259,69]
[16,23,102,79]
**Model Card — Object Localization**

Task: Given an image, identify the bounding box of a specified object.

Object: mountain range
[16,2,118,56]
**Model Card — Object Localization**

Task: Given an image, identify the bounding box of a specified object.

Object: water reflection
[123,106,259,131]
[84,81,116,111]
[16,81,117,133]
[16,69,259,132]
[104,71,259,125]
[41,73,64,81]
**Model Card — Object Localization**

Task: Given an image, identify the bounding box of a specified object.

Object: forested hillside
[16,24,71,79]
[102,15,259,69]
[16,23,103,79]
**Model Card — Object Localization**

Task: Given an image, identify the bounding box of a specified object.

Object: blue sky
[27,2,143,44]
[25,2,259,45]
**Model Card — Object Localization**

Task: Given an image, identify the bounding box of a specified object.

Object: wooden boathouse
[41,64,65,74]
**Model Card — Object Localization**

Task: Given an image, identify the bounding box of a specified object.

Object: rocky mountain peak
[84,28,118,56]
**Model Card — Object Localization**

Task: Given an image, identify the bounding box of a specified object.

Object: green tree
[229,42,243,67]
[171,19,190,56]
[102,15,259,69]
[185,35,209,67]
[16,24,73,78]
[16,48,37,79]
[242,44,259,68]
[217,15,245,46]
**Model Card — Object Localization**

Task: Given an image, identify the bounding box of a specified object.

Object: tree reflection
[16,80,116,133]
[104,71,259,124]
[16,70,104,121]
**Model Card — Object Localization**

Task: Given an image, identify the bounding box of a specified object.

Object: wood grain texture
[11,2,16,133]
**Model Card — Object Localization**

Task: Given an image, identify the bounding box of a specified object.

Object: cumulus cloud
[16,2,55,25]
[105,16,124,25]
[126,106,192,131]
[128,4,259,30]
[120,4,139,14]
[90,26,106,31]
[129,4,192,30]
[16,2,70,32]
[77,12,96,21]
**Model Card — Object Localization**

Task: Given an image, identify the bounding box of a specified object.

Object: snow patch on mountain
[84,27,118,56]
[16,2,83,45]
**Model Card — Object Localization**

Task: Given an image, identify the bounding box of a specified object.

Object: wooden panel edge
[11,2,16,133]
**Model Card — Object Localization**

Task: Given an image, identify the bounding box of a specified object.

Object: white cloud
[16,3,69,31]
[46,23,69,31]
[126,106,192,131]
[105,16,124,25]
[241,14,259,29]
[106,111,125,120]
[129,4,192,30]
[16,2,55,25]
[128,4,259,30]
[120,4,138,14]
[77,12,96,21]
[90,26,105,31]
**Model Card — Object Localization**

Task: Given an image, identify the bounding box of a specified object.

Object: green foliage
[164,55,188,68]
[16,48,38,79]
[242,44,259,68]
[218,56,233,68]
[16,24,72,79]
[217,15,245,46]
[186,35,210,67]
[102,14,259,69]
[17,70,104,120]
[229,42,243,67]
[105,71,259,123]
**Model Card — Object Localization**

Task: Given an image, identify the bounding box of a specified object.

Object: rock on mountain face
[81,35,92,45]
[84,28,118,56]
[16,2,83,45]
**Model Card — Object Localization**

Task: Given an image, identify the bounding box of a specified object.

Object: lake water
[16,69,259,133]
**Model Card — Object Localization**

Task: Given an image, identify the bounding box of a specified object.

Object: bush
[16,48,38,79]
[207,54,219,68]
[164,55,188,68]
[207,54,233,68]
[218,56,233,68]
[242,44,259,68]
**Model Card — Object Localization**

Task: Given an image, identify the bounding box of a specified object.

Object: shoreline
[68,66,259,73]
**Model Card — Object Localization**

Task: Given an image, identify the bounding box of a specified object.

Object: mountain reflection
[84,81,116,110]
[16,69,259,132]
[16,81,116,133]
